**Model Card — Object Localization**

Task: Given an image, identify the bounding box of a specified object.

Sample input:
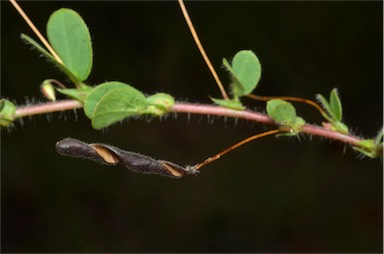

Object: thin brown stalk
[194,129,283,170]
[9,0,63,64]
[177,0,229,100]
[246,94,329,120]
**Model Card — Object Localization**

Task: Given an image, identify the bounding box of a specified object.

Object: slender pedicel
[193,129,282,170]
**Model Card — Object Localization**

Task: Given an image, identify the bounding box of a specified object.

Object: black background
[1,1,383,252]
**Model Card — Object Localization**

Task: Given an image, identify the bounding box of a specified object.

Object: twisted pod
[55,138,199,178]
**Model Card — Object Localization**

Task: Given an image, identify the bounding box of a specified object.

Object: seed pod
[55,138,198,178]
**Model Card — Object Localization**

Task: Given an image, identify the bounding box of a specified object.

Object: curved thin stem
[194,129,284,170]
[178,0,229,100]
[9,0,63,64]
[246,94,330,121]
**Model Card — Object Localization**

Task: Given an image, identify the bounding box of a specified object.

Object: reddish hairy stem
[13,100,362,146]
[171,103,274,124]
[15,100,83,118]
[171,103,362,146]
[300,124,361,145]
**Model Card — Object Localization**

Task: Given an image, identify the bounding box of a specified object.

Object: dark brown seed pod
[55,138,198,178]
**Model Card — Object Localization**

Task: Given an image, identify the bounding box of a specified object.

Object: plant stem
[171,103,362,146]
[177,0,229,100]
[12,100,362,146]
[15,100,83,118]
[9,0,63,64]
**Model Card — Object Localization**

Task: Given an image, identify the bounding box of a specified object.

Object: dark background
[1,1,382,252]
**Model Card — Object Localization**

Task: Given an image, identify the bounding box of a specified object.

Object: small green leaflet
[91,88,148,129]
[47,8,93,83]
[353,139,382,158]
[84,82,148,129]
[84,82,176,129]
[267,99,296,126]
[146,93,175,115]
[316,88,348,134]
[21,34,79,83]
[329,89,342,121]
[353,128,384,158]
[222,50,261,97]
[84,82,129,118]
[266,99,305,133]
[317,88,342,121]
[21,8,93,85]
[215,50,261,110]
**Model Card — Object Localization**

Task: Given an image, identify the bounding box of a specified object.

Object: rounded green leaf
[84,82,129,118]
[87,84,148,129]
[47,8,93,82]
[146,93,175,111]
[266,99,297,126]
[84,81,148,129]
[267,99,306,135]
[230,50,261,96]
[293,116,306,130]
[145,93,175,115]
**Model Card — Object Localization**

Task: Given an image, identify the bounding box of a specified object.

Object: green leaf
[329,88,342,121]
[222,58,241,93]
[266,99,297,126]
[47,8,93,82]
[232,50,261,95]
[21,34,80,83]
[316,89,349,134]
[316,89,344,122]
[353,139,379,158]
[267,99,305,134]
[145,93,175,115]
[84,82,129,118]
[223,50,261,97]
[91,87,148,129]
[83,82,148,129]
[316,93,334,120]
[210,97,245,110]
[21,34,56,63]
[353,131,383,158]
[0,99,16,127]
[293,117,306,130]
[357,139,376,150]
[332,121,349,134]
